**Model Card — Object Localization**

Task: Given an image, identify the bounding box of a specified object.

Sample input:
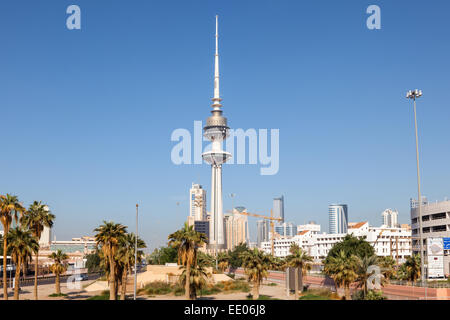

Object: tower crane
[228,208,282,256]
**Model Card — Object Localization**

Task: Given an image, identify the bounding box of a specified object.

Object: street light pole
[406,89,426,289]
[134,204,138,300]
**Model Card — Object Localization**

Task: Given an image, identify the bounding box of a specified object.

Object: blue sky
[1,0,449,251]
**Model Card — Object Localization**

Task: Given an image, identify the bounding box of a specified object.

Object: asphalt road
[0,273,101,288]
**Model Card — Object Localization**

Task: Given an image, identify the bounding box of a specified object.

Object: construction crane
[228,208,282,256]
[374,229,386,245]
[374,229,399,265]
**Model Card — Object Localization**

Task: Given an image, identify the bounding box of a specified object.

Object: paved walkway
[0,278,100,300]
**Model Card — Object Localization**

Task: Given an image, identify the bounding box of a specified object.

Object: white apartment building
[297,222,321,235]
[261,221,412,263]
[381,208,399,228]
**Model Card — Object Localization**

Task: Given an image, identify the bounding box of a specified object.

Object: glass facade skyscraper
[257,220,269,247]
[328,204,348,234]
[275,222,297,237]
[273,195,284,223]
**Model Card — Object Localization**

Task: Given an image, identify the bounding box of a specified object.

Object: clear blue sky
[1,0,449,251]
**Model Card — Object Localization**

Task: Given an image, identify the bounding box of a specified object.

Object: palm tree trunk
[252,280,260,300]
[3,234,8,300]
[363,280,368,298]
[121,269,127,300]
[185,263,191,300]
[14,260,21,300]
[344,285,351,300]
[34,251,38,300]
[55,273,61,295]
[294,268,299,300]
[109,257,116,300]
[299,267,304,293]
[115,278,119,299]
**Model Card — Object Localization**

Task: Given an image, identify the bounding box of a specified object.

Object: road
[0,273,101,289]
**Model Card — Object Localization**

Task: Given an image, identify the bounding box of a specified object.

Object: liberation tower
[202,15,231,252]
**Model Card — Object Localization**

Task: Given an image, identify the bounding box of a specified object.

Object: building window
[431,212,446,220]
[431,225,447,233]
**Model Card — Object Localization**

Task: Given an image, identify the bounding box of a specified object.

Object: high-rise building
[329,204,348,234]
[189,183,207,221]
[224,212,248,251]
[273,196,284,223]
[194,220,210,241]
[202,16,231,251]
[381,209,399,228]
[257,220,269,247]
[275,222,297,237]
[410,198,450,258]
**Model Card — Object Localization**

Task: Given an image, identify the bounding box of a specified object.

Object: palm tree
[0,194,26,300]
[323,249,358,300]
[7,227,39,300]
[286,244,313,299]
[179,259,211,299]
[94,221,127,300]
[20,201,55,300]
[197,251,215,269]
[217,252,230,273]
[403,254,421,284]
[116,233,146,300]
[268,255,287,272]
[354,254,380,298]
[48,250,69,295]
[168,222,207,300]
[378,256,396,283]
[240,248,271,300]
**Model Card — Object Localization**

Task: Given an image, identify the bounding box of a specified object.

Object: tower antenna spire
[213,15,222,109]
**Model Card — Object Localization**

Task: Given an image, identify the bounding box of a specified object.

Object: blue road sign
[444,238,450,250]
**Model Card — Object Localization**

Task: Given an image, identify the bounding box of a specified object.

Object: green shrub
[351,289,387,300]
[141,281,173,295]
[48,293,67,297]
[173,284,185,296]
[87,291,110,300]
[365,290,387,300]
[199,286,221,296]
[299,294,330,300]
[300,287,339,300]
[246,294,279,300]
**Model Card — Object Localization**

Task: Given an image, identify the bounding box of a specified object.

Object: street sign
[443,237,450,250]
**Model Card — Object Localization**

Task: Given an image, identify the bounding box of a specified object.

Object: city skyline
[1,1,450,251]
